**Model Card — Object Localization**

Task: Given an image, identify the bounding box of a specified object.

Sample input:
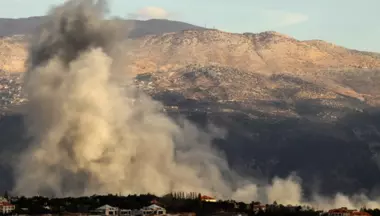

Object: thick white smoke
[12,0,380,210]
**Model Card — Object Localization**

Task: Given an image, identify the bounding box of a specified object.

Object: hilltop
[127,29,380,74]
[0,17,206,73]
[1,29,380,74]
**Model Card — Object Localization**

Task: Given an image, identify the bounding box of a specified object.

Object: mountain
[0,17,205,73]
[2,64,380,197]
[3,29,380,74]
[136,65,380,196]
[0,35,27,73]
[0,17,45,37]
[126,30,380,75]
[1,23,380,197]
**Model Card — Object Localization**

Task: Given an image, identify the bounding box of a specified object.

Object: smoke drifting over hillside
[12,0,380,210]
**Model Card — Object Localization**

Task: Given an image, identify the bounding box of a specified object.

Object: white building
[92,204,165,216]
[93,204,119,216]
[135,204,166,216]
[0,200,15,214]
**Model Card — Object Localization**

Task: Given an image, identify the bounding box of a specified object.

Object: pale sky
[0,0,379,52]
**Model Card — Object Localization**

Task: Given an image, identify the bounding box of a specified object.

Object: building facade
[328,208,371,216]
[92,204,166,216]
[0,201,15,214]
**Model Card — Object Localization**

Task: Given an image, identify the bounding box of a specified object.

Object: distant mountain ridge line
[0,16,206,38]
[127,29,380,75]
[2,18,380,196]
[140,29,380,57]
[1,17,380,75]
[1,15,379,55]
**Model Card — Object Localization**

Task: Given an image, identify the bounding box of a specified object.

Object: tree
[3,191,9,200]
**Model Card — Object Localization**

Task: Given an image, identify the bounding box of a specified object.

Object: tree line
[2,192,380,216]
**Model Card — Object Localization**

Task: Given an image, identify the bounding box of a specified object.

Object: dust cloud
[12,0,380,210]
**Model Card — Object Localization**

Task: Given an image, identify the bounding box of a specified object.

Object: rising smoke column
[12,0,380,210]
[13,0,240,198]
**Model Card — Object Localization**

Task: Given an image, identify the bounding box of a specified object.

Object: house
[0,201,15,214]
[139,204,166,215]
[351,212,372,216]
[328,207,353,216]
[200,195,217,202]
[251,202,266,213]
[92,204,165,216]
[328,208,371,216]
[93,204,119,216]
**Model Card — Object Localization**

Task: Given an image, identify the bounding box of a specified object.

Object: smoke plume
[12,0,380,210]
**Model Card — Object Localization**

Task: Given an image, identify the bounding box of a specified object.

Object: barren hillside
[0,36,27,73]
[2,26,380,196]
[1,29,380,75]
[127,30,380,75]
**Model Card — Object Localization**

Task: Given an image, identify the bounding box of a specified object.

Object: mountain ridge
[1,28,380,75]
[126,29,380,75]
[1,22,380,196]
[0,16,205,38]
[0,16,379,74]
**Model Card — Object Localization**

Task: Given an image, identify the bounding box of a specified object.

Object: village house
[92,204,166,216]
[200,195,217,202]
[92,204,119,216]
[92,204,132,216]
[328,207,372,216]
[137,204,166,216]
[0,197,15,214]
[251,201,266,213]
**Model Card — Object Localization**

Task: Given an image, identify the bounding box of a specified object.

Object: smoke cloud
[12,0,380,210]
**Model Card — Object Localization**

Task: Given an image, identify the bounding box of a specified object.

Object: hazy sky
[0,0,379,52]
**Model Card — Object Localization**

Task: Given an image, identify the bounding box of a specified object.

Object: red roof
[328,208,355,213]
[0,202,14,207]
[328,209,371,216]
[201,195,215,200]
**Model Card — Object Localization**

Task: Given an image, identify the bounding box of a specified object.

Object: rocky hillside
[2,29,380,74]
[135,65,380,197]
[2,65,380,197]
[1,24,380,197]
[0,35,27,73]
[0,18,206,73]
[127,30,380,75]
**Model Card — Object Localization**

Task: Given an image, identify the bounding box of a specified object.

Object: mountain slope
[0,17,205,73]
[1,28,380,74]
[0,36,27,73]
[135,65,380,196]
[1,23,380,197]
[127,30,380,75]
[0,16,45,37]
[1,66,380,197]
